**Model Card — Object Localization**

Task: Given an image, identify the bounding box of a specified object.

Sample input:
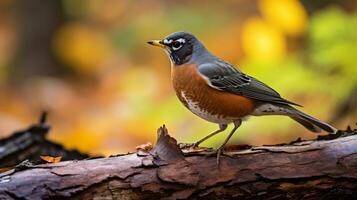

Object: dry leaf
[0,167,12,173]
[40,156,62,163]
[136,142,153,151]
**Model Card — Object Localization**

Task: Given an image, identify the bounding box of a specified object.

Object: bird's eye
[171,41,182,50]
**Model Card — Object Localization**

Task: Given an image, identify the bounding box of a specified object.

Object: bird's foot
[178,142,199,149]
[179,142,212,155]
[205,148,232,165]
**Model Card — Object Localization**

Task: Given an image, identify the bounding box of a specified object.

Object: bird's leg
[193,124,228,147]
[209,120,242,164]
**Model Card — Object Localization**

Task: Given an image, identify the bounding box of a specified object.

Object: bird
[147,31,337,163]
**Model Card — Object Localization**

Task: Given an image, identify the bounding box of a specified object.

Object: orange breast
[171,64,256,123]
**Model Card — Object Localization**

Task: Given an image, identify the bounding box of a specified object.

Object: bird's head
[148,31,205,65]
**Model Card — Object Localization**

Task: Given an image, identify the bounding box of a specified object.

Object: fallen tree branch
[0,112,89,168]
[0,125,357,199]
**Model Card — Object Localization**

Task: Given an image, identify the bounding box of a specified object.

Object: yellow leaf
[40,156,62,163]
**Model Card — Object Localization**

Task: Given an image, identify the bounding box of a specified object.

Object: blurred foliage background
[0,0,356,156]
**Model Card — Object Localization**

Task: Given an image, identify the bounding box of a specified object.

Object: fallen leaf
[0,167,12,173]
[136,142,153,152]
[40,156,62,163]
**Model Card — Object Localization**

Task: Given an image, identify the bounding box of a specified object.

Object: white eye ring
[172,38,185,51]
[172,43,182,51]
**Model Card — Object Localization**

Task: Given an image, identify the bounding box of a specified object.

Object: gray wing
[198,60,301,106]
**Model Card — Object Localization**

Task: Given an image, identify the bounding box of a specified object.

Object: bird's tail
[288,107,337,134]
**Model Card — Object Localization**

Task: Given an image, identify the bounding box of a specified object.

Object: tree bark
[0,112,89,168]
[0,126,356,200]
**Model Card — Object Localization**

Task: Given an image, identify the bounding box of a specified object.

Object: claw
[205,148,227,165]
[179,143,197,149]
[216,149,222,165]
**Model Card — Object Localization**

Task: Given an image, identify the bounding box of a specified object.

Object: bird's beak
[147,40,166,48]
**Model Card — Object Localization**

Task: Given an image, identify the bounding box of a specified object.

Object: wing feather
[198,60,301,106]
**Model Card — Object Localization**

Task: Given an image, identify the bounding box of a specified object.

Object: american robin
[147,31,336,162]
